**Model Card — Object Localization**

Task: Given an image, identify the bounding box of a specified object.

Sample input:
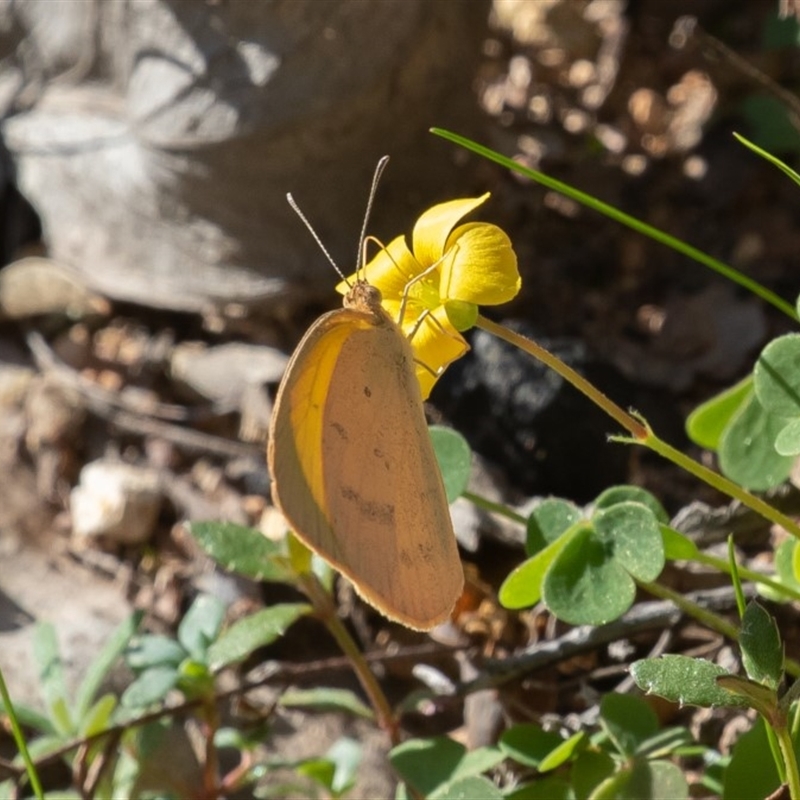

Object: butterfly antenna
[356,155,390,280]
[286,192,348,284]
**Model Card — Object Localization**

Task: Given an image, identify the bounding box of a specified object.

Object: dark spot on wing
[340,486,395,526]
[364,386,372,398]
[330,421,348,440]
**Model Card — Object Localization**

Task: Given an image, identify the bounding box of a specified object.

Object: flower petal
[404,306,469,400]
[440,222,520,305]
[412,194,490,269]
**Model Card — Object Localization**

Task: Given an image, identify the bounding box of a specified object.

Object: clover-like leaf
[543,527,636,625]
[526,498,582,556]
[592,502,664,582]
[755,333,800,417]
[686,376,753,450]
[430,425,472,503]
[499,524,583,610]
[718,389,794,491]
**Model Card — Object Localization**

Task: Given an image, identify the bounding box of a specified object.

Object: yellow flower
[337,193,520,399]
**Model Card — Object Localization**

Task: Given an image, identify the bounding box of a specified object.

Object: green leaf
[599,694,658,758]
[592,758,688,800]
[763,10,800,49]
[430,425,472,503]
[723,716,780,800]
[434,776,504,800]
[631,655,750,708]
[207,603,311,671]
[538,731,586,772]
[593,486,668,523]
[735,132,800,191]
[126,634,187,670]
[389,738,503,798]
[177,658,215,700]
[739,601,783,689]
[660,526,700,561]
[0,700,52,735]
[48,696,73,737]
[504,776,574,800]
[391,737,465,796]
[79,693,117,737]
[755,334,800,417]
[543,527,635,625]
[296,757,336,793]
[593,502,664,582]
[571,750,616,799]
[775,539,800,591]
[740,94,800,153]
[686,376,753,450]
[75,611,142,721]
[526,498,582,555]
[177,594,226,661]
[636,726,695,759]
[189,521,294,582]
[120,665,179,708]
[498,723,563,768]
[279,687,374,719]
[33,623,67,718]
[718,389,793,491]
[775,417,800,455]
[499,524,583,609]
[325,737,362,797]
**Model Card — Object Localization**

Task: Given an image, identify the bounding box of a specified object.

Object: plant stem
[297,573,399,743]
[462,490,527,525]
[776,722,800,800]
[695,551,800,604]
[476,315,647,438]
[437,129,798,322]
[477,314,800,543]
[636,425,800,542]
[638,580,739,640]
[0,666,44,800]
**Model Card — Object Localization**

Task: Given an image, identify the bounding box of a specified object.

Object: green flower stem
[695,551,800,604]
[477,314,800,543]
[0,665,43,800]
[476,315,648,439]
[435,128,798,322]
[638,580,739,640]
[631,423,800,542]
[776,722,800,800]
[462,490,527,525]
[297,573,399,744]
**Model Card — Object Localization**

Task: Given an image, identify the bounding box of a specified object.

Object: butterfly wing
[268,308,463,629]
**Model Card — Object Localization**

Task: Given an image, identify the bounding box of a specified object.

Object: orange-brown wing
[268,308,463,629]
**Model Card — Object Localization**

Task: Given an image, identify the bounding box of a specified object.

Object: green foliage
[500,488,665,624]
[0,613,141,798]
[631,655,750,709]
[430,425,472,502]
[14,124,800,798]
[390,694,696,799]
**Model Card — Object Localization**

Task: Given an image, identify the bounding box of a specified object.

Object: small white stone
[71,460,162,544]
